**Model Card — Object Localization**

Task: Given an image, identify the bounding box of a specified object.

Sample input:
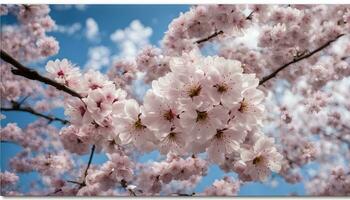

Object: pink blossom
[0,171,19,187]
[37,36,59,57]
[114,99,156,152]
[203,177,240,196]
[241,136,283,181]
[45,59,81,89]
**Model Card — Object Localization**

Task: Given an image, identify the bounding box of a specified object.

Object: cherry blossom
[240,137,283,181]
[1,3,350,197]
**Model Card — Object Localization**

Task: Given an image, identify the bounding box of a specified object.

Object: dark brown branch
[67,180,84,185]
[0,140,13,144]
[319,131,350,148]
[176,192,196,196]
[47,188,62,196]
[79,144,96,188]
[259,34,346,85]
[64,145,96,190]
[65,149,138,196]
[246,10,255,20]
[195,30,224,44]
[194,11,254,45]
[1,101,69,124]
[0,49,82,99]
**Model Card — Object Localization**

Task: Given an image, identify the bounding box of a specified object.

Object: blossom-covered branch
[259,34,346,85]
[0,49,82,99]
[194,11,254,44]
[195,30,224,44]
[2,4,350,197]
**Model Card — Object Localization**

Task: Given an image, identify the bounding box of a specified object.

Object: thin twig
[67,180,84,186]
[0,140,13,144]
[47,188,62,196]
[120,179,137,196]
[177,192,196,196]
[195,30,224,44]
[64,145,95,190]
[246,10,255,20]
[1,101,69,124]
[80,145,96,188]
[0,49,82,99]
[319,131,350,147]
[194,10,254,45]
[259,34,346,85]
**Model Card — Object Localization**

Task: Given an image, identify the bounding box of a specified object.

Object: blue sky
[1,5,305,195]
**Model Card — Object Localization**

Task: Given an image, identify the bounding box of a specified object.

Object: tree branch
[0,49,82,99]
[47,188,62,196]
[195,30,224,44]
[319,131,350,148]
[64,145,95,191]
[259,34,346,85]
[120,179,137,196]
[1,101,69,124]
[194,11,254,45]
[65,146,137,196]
[79,144,96,188]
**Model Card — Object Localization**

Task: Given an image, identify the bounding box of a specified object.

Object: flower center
[90,84,101,90]
[214,83,228,93]
[57,70,64,77]
[196,110,208,122]
[168,132,176,138]
[163,109,175,122]
[96,100,103,108]
[238,98,249,113]
[76,138,83,144]
[187,84,202,98]
[134,117,146,130]
[215,129,224,139]
[253,156,263,165]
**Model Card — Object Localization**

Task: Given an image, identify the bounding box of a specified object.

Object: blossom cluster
[77,150,134,196]
[306,167,350,196]
[9,150,73,177]
[1,5,58,61]
[135,153,207,195]
[1,4,62,112]
[162,5,250,55]
[202,176,240,196]
[47,49,282,183]
[2,3,350,196]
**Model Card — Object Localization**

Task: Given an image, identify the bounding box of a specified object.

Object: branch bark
[1,101,69,124]
[195,30,224,44]
[0,49,82,99]
[259,34,345,85]
[79,144,96,188]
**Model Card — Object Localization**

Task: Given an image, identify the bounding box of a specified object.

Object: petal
[124,99,140,119]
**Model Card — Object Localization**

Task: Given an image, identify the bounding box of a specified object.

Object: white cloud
[84,46,110,71]
[75,5,87,10]
[53,5,87,11]
[54,23,82,35]
[85,18,99,42]
[110,20,152,60]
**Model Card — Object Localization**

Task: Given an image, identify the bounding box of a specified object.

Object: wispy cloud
[85,18,100,42]
[110,20,152,60]
[84,46,110,71]
[54,23,82,35]
[53,5,87,11]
